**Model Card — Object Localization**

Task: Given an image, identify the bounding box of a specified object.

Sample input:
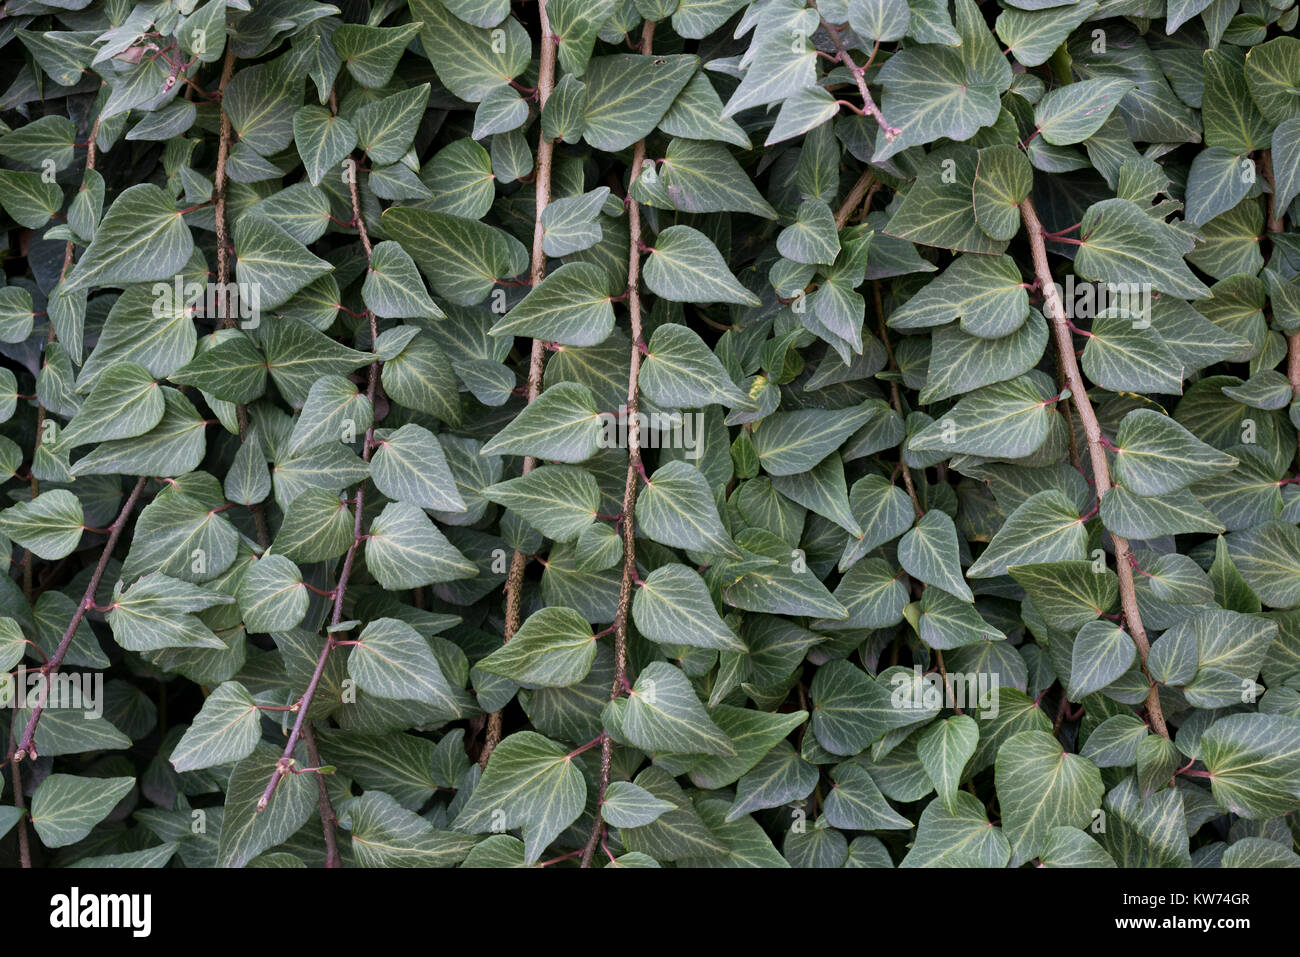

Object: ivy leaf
[1068,620,1137,698]
[809,660,915,755]
[633,564,746,653]
[274,488,355,563]
[1038,827,1116,868]
[262,316,371,406]
[910,375,1054,459]
[921,308,1047,403]
[69,389,207,479]
[169,333,268,405]
[660,139,777,218]
[293,106,357,187]
[483,466,599,542]
[884,147,1008,253]
[0,170,64,229]
[451,731,586,865]
[644,226,761,307]
[899,510,973,602]
[1112,409,1238,496]
[479,381,603,463]
[1200,713,1300,819]
[659,72,750,148]
[355,84,431,166]
[224,62,297,156]
[601,781,675,828]
[1033,77,1135,145]
[751,403,878,476]
[874,48,1002,161]
[582,54,698,152]
[333,23,423,88]
[286,375,373,458]
[1203,49,1273,152]
[476,606,597,688]
[617,661,735,757]
[972,145,1032,240]
[363,242,444,321]
[640,324,753,409]
[1074,198,1211,300]
[918,715,979,813]
[30,775,135,849]
[238,554,309,634]
[900,792,1010,867]
[344,791,478,867]
[849,0,911,41]
[0,490,84,560]
[1244,36,1300,125]
[967,490,1088,578]
[348,617,465,712]
[170,681,262,772]
[218,743,316,868]
[491,263,615,346]
[365,501,478,589]
[888,253,1028,338]
[64,184,194,293]
[371,424,466,513]
[1186,147,1255,227]
[1272,118,1300,215]
[1008,561,1117,632]
[995,729,1104,866]
[636,460,741,559]
[234,216,333,312]
[106,573,231,651]
[823,763,912,830]
[777,199,840,266]
[383,206,527,306]
[839,475,913,568]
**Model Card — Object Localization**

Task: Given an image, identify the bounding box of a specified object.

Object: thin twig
[871,282,923,518]
[207,45,270,548]
[833,168,875,231]
[213,46,238,318]
[484,1,559,767]
[580,17,656,869]
[821,18,898,142]
[7,737,30,867]
[302,723,341,868]
[256,132,378,823]
[13,477,148,761]
[1020,197,1168,739]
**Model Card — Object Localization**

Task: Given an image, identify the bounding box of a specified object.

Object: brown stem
[1052,685,1070,735]
[871,282,923,518]
[214,45,238,321]
[8,742,30,867]
[833,169,876,231]
[483,3,560,768]
[1261,150,1285,235]
[580,18,657,869]
[821,18,898,142]
[205,46,270,548]
[935,650,959,716]
[1020,197,1168,739]
[13,477,148,761]
[302,723,341,868]
[257,138,379,821]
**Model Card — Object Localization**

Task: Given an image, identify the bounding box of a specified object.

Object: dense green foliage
[1,0,1300,869]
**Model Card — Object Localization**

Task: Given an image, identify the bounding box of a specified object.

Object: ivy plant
[1,0,1299,870]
